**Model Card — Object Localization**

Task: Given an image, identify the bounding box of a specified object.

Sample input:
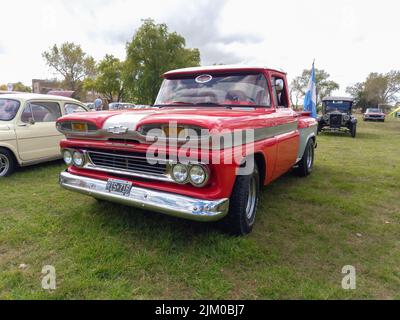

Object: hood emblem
[107,125,129,135]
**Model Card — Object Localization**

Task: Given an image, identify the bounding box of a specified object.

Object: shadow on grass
[15,159,65,174]
[91,198,223,240]
[85,170,302,242]
[319,131,380,140]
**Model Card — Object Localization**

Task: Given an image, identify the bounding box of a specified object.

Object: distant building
[32,79,100,102]
[32,79,62,94]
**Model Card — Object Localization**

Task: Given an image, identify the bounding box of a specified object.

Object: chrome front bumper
[59,172,229,222]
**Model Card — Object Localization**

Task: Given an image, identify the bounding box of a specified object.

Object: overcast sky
[1,0,399,95]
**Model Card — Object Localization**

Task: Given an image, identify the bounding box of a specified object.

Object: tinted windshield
[367,108,381,113]
[0,99,20,121]
[324,101,352,112]
[155,73,270,107]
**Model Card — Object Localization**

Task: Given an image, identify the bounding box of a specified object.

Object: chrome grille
[86,150,167,176]
[329,114,342,127]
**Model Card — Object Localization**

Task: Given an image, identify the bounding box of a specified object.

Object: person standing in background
[94,96,103,111]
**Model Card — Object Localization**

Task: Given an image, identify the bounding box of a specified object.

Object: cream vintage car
[0,93,89,177]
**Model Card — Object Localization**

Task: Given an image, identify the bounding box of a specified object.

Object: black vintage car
[317,97,357,138]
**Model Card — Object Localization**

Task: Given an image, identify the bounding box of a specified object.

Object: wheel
[295,139,315,177]
[351,124,357,138]
[222,162,260,236]
[0,148,16,177]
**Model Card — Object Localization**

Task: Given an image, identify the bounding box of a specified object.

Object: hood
[58,107,275,132]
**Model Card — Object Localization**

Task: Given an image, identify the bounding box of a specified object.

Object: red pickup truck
[56,66,318,235]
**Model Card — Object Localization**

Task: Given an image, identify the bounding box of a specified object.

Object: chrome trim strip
[59,171,229,222]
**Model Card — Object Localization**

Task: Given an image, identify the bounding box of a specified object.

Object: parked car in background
[0,93,89,177]
[363,108,386,122]
[109,102,136,110]
[57,65,318,235]
[318,97,357,138]
[85,103,95,111]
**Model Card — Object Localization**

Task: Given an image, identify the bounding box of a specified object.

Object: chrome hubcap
[246,176,257,220]
[0,154,10,176]
[307,143,314,170]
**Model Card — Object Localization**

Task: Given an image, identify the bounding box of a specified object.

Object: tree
[346,71,400,111]
[13,82,32,92]
[124,19,201,105]
[42,42,96,99]
[84,55,125,102]
[0,82,31,92]
[290,69,340,107]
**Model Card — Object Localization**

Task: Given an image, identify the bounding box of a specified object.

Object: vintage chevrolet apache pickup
[56,65,318,235]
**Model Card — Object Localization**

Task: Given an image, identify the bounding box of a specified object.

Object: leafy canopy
[346,71,400,111]
[290,69,339,107]
[124,19,200,105]
[84,55,125,102]
[42,42,96,99]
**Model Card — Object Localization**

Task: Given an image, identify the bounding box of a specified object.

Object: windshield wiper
[156,101,195,107]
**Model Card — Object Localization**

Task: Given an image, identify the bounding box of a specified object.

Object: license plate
[72,123,87,132]
[105,179,132,196]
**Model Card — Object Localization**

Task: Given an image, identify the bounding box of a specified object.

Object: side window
[272,77,289,108]
[21,103,33,123]
[30,102,62,123]
[65,103,87,115]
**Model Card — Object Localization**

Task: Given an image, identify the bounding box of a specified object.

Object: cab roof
[322,96,354,102]
[164,65,286,77]
[0,93,82,103]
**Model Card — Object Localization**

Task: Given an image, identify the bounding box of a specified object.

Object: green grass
[0,117,399,299]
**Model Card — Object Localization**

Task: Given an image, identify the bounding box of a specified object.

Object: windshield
[367,108,381,113]
[0,99,20,121]
[324,101,352,112]
[155,73,270,107]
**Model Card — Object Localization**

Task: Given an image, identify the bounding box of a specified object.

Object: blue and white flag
[303,62,317,118]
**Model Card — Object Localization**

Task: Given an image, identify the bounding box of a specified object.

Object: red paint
[58,66,317,201]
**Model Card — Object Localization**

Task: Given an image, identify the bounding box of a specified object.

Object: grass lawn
[0,117,399,299]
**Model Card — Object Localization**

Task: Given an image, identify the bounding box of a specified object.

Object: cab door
[15,100,63,162]
[270,75,299,179]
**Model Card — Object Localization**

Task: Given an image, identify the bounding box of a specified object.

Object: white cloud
[0,0,399,95]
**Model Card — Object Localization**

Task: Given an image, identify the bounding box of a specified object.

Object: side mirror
[28,117,35,125]
[275,79,284,92]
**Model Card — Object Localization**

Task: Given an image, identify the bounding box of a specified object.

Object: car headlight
[323,114,329,121]
[344,115,350,121]
[72,151,85,167]
[189,165,209,187]
[63,149,73,165]
[171,164,188,183]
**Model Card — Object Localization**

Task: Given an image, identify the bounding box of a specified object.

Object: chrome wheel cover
[307,142,314,170]
[0,154,10,177]
[245,175,257,220]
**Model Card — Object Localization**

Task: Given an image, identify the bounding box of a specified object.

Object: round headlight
[189,165,208,187]
[172,164,188,183]
[323,114,329,121]
[344,115,350,121]
[72,151,85,167]
[63,150,73,166]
